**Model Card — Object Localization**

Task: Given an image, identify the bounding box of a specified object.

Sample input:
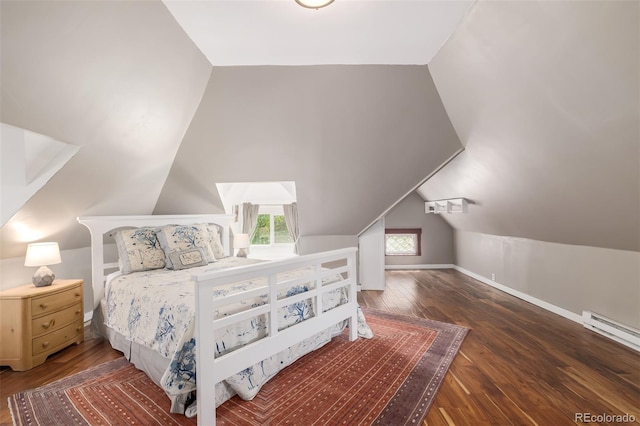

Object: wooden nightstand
[0,279,84,371]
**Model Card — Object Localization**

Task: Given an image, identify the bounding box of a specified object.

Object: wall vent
[582,311,640,352]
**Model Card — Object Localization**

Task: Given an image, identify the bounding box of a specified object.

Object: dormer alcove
[1,123,80,226]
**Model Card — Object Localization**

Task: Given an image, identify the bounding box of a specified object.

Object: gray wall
[423,0,639,252]
[154,65,463,239]
[421,1,640,329]
[0,0,212,260]
[384,192,454,266]
[0,245,119,313]
[299,236,359,256]
[455,231,640,329]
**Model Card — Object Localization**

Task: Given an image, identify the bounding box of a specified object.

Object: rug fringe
[8,396,18,426]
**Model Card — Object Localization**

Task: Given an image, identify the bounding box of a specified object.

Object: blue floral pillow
[114,227,166,274]
[156,224,216,269]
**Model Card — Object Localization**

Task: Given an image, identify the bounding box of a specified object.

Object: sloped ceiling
[419,0,639,252]
[0,0,470,259]
[153,65,463,236]
[1,123,80,227]
[0,0,212,258]
[4,0,635,261]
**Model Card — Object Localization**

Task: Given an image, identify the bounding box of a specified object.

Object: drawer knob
[39,303,49,309]
[76,326,82,332]
[42,341,50,348]
[75,292,81,297]
[42,319,56,329]
[76,309,82,315]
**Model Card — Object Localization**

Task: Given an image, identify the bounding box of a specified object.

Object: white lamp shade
[25,242,61,267]
[233,234,250,249]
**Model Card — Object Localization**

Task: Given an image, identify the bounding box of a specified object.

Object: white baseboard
[385,264,455,270]
[453,265,583,324]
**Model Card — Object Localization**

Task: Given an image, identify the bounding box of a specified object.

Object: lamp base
[32,266,55,287]
[236,248,248,258]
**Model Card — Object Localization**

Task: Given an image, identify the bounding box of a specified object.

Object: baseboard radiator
[582,311,640,352]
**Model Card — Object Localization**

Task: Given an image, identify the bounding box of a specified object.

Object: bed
[77,214,368,425]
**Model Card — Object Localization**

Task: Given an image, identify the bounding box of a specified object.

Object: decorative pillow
[206,223,226,259]
[156,224,216,269]
[114,227,165,274]
[168,248,208,270]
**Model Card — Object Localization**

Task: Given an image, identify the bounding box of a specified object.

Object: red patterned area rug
[8,308,468,426]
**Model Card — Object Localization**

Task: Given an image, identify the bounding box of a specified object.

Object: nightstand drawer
[32,320,83,356]
[31,286,82,318]
[31,302,83,337]
[1,279,84,371]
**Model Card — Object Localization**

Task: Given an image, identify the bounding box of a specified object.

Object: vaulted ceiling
[152,64,462,237]
[1,0,638,259]
[419,0,639,252]
[0,0,466,258]
[0,0,212,257]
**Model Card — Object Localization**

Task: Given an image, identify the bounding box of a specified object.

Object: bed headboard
[77,214,235,310]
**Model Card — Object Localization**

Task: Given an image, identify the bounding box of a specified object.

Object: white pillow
[113,227,166,274]
[156,224,216,269]
[206,223,226,259]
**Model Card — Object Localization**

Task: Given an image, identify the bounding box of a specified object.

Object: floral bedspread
[105,257,351,410]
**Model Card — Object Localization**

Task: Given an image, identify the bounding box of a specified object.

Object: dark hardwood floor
[359,269,640,425]
[1,269,638,425]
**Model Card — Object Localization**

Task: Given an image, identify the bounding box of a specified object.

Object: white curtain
[283,202,300,254]
[242,202,260,240]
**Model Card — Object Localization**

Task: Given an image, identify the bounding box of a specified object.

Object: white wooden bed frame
[77,214,358,426]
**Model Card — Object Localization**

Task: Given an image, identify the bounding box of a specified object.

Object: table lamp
[24,242,61,287]
[234,234,250,258]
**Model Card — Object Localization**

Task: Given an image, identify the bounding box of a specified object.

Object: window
[385,228,421,256]
[251,206,293,246]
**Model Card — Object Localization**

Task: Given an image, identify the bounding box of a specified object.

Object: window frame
[384,228,422,256]
[250,205,293,248]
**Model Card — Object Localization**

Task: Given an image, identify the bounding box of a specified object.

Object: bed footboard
[193,247,358,426]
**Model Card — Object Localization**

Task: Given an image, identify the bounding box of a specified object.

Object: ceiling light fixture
[295,0,335,10]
